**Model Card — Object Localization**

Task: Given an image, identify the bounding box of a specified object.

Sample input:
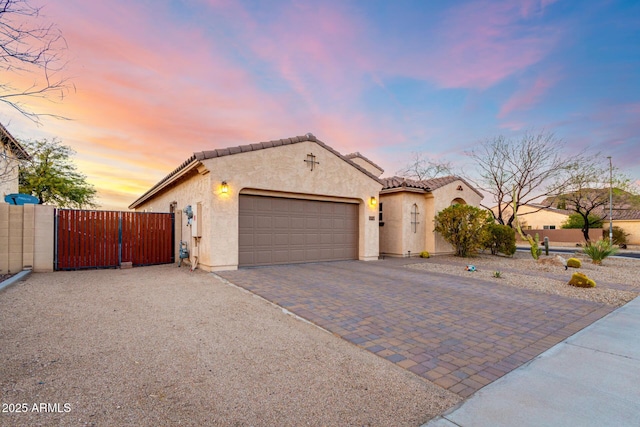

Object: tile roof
[0,122,30,160]
[381,176,431,191]
[381,175,484,197]
[129,134,383,209]
[610,209,640,221]
[524,203,574,216]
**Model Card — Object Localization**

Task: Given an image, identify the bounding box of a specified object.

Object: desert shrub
[419,251,430,258]
[603,226,630,247]
[483,223,516,256]
[566,258,582,268]
[583,239,619,265]
[434,204,492,257]
[567,272,596,288]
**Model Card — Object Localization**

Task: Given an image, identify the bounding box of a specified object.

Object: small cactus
[567,272,596,288]
[566,258,582,268]
[493,271,502,278]
[420,251,430,258]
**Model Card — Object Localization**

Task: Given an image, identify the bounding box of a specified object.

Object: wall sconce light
[221,181,229,193]
[370,196,377,206]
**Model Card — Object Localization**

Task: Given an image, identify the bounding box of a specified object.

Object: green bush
[483,223,516,256]
[419,251,430,258]
[603,226,630,247]
[567,272,596,288]
[583,239,619,265]
[566,258,582,268]
[434,204,492,257]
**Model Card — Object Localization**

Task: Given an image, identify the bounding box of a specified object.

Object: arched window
[451,198,466,205]
[411,204,420,233]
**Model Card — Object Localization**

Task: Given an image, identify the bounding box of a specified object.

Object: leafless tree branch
[0,0,73,123]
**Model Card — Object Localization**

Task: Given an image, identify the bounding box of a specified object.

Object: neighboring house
[609,210,640,245]
[0,123,30,200]
[490,203,573,230]
[490,203,640,244]
[378,175,483,257]
[129,134,485,271]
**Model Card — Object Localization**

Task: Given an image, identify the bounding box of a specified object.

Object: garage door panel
[273,216,290,229]
[255,233,272,246]
[239,195,358,267]
[319,232,333,244]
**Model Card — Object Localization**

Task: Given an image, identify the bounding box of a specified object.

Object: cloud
[498,74,558,118]
[394,0,561,89]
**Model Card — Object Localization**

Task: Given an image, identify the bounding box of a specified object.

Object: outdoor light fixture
[370,196,377,206]
[221,181,229,193]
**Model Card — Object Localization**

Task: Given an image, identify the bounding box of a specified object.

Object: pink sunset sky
[2,0,639,209]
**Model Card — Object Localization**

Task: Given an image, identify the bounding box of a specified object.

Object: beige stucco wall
[612,220,640,245]
[379,191,427,257]
[380,179,483,256]
[0,144,19,200]
[135,141,382,271]
[430,180,484,254]
[135,169,212,269]
[492,204,569,229]
[0,204,54,273]
[349,157,384,177]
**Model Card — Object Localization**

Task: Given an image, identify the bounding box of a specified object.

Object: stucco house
[0,123,30,201]
[130,134,484,271]
[378,175,483,257]
[490,203,640,244]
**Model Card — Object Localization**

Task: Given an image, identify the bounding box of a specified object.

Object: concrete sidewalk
[425,296,640,427]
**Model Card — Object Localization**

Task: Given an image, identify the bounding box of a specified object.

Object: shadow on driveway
[218,259,615,398]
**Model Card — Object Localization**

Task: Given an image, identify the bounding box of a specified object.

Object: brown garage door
[239,195,358,267]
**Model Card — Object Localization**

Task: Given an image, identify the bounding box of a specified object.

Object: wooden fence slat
[55,209,173,270]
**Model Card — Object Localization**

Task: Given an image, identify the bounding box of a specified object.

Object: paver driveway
[217,259,615,398]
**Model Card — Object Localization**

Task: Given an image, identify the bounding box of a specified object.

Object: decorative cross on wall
[304,153,319,171]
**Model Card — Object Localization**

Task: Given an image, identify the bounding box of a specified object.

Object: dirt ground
[0,265,459,427]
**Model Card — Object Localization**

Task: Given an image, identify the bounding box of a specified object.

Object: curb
[0,269,32,293]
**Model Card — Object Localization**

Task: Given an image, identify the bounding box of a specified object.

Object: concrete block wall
[0,203,54,273]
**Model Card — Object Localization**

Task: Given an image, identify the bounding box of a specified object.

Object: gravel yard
[408,251,640,307]
[0,265,459,427]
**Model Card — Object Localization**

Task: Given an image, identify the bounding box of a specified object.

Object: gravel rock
[407,251,639,307]
[0,265,460,426]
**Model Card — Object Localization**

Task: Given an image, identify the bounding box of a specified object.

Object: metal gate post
[53,208,58,271]
[118,213,123,267]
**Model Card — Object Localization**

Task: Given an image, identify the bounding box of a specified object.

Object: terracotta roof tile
[381,175,484,198]
[611,209,640,220]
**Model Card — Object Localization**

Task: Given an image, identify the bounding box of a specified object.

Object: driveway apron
[217,260,614,398]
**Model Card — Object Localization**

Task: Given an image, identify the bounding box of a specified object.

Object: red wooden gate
[55,209,174,270]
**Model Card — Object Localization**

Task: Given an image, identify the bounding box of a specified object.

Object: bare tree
[1,0,72,122]
[397,152,454,181]
[551,156,634,242]
[467,131,580,227]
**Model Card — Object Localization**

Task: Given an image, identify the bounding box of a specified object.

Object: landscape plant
[482,223,516,256]
[434,204,491,257]
[582,239,619,265]
[606,226,630,247]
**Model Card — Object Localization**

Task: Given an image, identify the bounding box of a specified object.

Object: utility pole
[607,156,613,243]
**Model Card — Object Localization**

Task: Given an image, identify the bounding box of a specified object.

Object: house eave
[380,187,429,195]
[128,159,201,209]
